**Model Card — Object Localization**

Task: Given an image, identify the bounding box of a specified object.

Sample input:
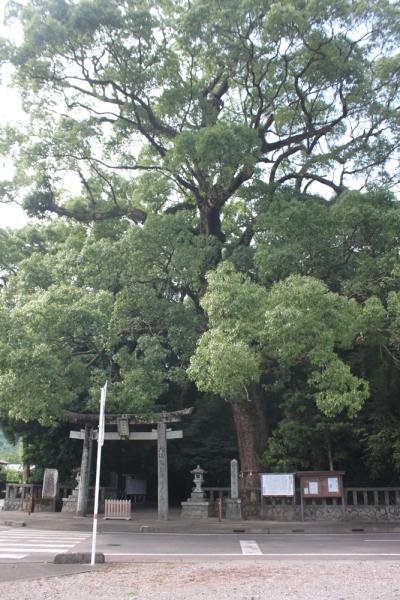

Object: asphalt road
[1,528,400,567]
[96,531,400,561]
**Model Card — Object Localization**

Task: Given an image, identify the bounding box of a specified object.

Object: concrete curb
[2,510,400,535]
[2,520,26,527]
[53,552,105,564]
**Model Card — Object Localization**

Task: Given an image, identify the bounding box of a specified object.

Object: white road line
[0,532,90,540]
[0,536,87,544]
[262,553,400,556]
[104,552,400,557]
[0,548,74,553]
[106,553,243,556]
[364,539,400,542]
[103,531,400,537]
[0,529,89,559]
[240,540,263,555]
[0,543,75,548]
[1,533,89,537]
[0,532,89,535]
[0,533,90,540]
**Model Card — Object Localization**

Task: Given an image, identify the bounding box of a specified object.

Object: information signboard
[261,473,295,497]
[297,471,344,499]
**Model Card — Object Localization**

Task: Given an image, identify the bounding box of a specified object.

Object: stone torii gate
[67,407,193,520]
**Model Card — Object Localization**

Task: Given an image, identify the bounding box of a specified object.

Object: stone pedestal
[225,498,242,520]
[181,499,211,519]
[35,498,57,512]
[61,487,79,513]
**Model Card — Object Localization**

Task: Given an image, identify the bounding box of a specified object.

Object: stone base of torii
[66,408,193,520]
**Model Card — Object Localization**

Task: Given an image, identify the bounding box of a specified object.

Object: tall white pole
[91,381,107,566]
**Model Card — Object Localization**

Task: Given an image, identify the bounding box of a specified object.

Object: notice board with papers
[297,471,344,499]
[261,473,295,497]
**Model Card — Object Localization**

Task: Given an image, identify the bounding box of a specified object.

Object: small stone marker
[40,468,59,511]
[225,459,242,520]
[42,468,59,499]
[231,459,239,500]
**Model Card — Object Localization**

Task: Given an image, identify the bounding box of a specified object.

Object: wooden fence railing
[103,498,132,520]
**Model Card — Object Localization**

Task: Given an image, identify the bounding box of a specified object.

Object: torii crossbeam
[67,407,193,521]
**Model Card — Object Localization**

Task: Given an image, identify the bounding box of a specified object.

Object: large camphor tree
[1,0,400,506]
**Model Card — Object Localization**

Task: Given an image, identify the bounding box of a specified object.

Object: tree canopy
[1,0,399,238]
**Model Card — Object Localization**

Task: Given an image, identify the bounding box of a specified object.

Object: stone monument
[39,468,59,511]
[181,465,210,519]
[225,459,242,519]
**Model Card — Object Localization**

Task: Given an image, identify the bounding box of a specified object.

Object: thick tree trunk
[22,462,30,484]
[199,204,226,241]
[230,384,268,518]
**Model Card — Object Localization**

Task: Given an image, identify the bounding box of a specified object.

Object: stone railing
[203,487,230,503]
[2,482,118,512]
[261,486,400,522]
[2,483,42,511]
[203,487,231,517]
[346,487,400,506]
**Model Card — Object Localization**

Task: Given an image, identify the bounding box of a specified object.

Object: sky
[0,0,29,229]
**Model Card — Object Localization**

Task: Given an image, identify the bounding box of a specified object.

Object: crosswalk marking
[0,548,77,553]
[0,532,87,535]
[0,537,87,541]
[240,540,263,555]
[0,535,86,539]
[0,528,90,560]
[0,543,76,547]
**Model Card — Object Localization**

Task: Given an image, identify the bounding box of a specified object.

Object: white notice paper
[261,473,295,496]
[328,477,339,493]
[309,481,319,495]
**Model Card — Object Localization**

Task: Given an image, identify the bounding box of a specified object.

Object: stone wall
[2,498,28,511]
[260,503,400,522]
[33,499,59,512]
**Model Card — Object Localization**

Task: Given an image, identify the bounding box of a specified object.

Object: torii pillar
[76,424,91,517]
[157,421,168,520]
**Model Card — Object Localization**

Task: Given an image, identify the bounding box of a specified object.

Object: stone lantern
[190,465,207,498]
[181,464,210,519]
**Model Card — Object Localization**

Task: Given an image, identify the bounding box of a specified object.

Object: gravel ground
[1,561,399,600]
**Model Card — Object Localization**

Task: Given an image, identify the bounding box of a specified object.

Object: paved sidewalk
[1,506,400,534]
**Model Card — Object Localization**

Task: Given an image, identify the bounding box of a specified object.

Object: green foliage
[5,468,22,483]
[189,263,369,417]
[0,212,208,422]
[0,428,20,462]
[310,360,368,418]
[254,190,400,298]
[1,0,399,228]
